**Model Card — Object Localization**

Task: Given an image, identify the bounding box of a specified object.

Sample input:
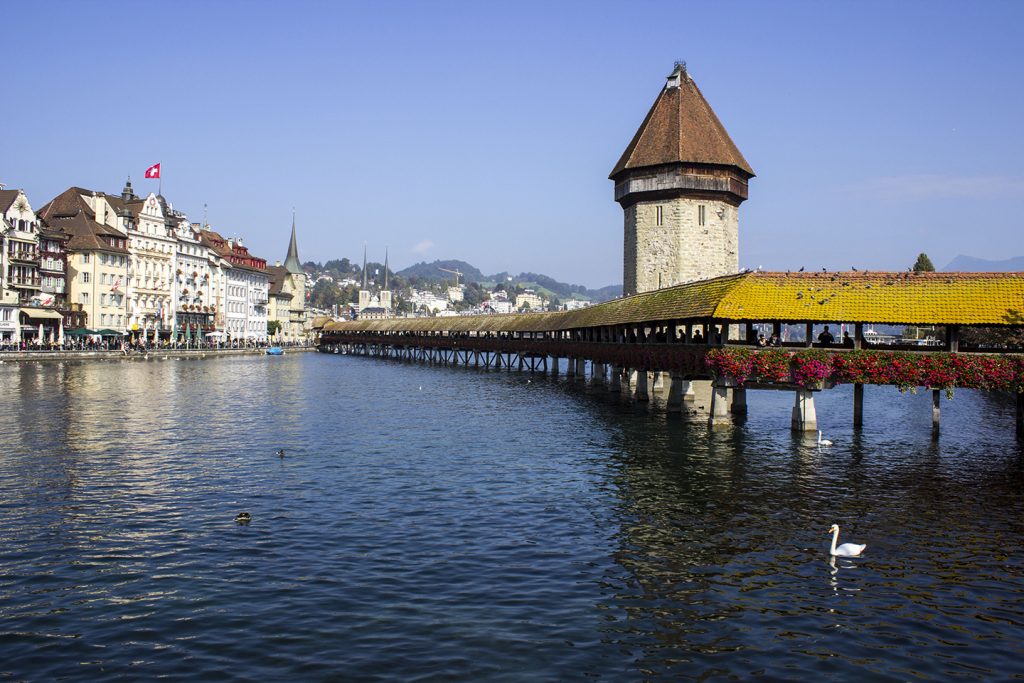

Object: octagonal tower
[612,63,754,296]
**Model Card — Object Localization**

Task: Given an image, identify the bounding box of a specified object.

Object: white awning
[20,307,63,320]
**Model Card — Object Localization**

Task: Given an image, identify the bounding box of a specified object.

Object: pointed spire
[610,62,754,179]
[284,209,302,274]
[361,243,368,289]
[383,248,389,290]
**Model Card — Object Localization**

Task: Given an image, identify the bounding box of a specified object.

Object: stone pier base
[634,370,650,402]
[667,372,684,412]
[731,386,747,415]
[610,366,622,393]
[791,389,818,433]
[709,384,731,428]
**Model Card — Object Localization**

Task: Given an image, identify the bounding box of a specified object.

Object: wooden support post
[947,325,960,352]
[932,389,941,434]
[854,323,864,350]
[550,355,559,376]
[805,322,814,348]
[853,383,864,428]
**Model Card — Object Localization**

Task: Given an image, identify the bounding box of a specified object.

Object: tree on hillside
[912,253,936,272]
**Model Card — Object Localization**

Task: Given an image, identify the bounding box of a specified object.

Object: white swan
[828,524,865,556]
[818,430,833,447]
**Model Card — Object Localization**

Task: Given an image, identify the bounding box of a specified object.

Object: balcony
[8,249,39,263]
[9,276,41,289]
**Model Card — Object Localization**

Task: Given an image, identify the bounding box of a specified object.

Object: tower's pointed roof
[284,212,302,274]
[610,63,754,179]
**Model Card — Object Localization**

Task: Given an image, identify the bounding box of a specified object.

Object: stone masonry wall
[624,196,738,295]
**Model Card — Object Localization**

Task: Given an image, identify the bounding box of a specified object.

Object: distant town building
[515,289,544,311]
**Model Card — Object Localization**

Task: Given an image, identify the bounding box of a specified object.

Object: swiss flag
[144,162,161,179]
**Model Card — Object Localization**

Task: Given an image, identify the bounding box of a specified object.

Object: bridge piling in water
[791,389,817,433]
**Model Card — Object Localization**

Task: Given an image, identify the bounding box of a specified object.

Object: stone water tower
[611,63,754,295]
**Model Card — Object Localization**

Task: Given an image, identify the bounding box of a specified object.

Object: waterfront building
[51,211,130,333]
[37,185,137,334]
[38,223,69,310]
[121,191,180,340]
[612,62,754,295]
[173,222,218,340]
[266,267,293,341]
[198,229,269,341]
[266,215,307,341]
[1,189,42,306]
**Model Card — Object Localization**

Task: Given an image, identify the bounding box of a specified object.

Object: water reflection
[0,356,1022,680]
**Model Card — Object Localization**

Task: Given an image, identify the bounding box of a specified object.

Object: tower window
[698,205,706,226]
[655,206,664,226]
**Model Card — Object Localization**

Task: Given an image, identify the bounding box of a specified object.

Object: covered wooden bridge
[318,271,1024,436]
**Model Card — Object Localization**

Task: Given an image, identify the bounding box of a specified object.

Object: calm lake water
[1,352,1022,680]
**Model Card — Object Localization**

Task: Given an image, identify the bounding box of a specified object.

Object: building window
[80,293,90,305]
[656,205,664,226]
[82,253,90,264]
[698,205,706,226]
[82,272,90,284]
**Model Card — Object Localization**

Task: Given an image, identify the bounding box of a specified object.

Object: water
[1,353,1022,680]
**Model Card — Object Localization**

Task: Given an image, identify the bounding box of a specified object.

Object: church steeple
[361,244,368,289]
[383,248,389,290]
[284,211,302,274]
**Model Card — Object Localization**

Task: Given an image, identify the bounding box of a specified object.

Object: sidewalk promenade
[0,344,316,363]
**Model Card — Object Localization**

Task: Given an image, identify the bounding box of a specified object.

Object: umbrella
[58,319,64,345]
[185,325,192,344]
[38,323,43,342]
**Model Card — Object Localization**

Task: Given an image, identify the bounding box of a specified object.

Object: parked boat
[266,347,284,356]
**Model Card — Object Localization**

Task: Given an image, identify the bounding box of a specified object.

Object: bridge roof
[322,271,1024,334]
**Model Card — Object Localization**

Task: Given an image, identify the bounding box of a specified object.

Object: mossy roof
[322,271,1024,335]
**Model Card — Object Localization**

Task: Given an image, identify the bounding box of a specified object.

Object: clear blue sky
[7,0,1023,288]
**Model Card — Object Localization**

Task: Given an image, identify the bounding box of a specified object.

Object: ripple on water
[0,355,1022,680]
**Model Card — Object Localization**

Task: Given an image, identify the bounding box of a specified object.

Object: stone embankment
[0,346,316,363]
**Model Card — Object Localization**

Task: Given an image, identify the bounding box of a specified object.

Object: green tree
[267,320,282,336]
[912,253,936,272]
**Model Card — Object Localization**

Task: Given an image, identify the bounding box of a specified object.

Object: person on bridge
[817,326,835,347]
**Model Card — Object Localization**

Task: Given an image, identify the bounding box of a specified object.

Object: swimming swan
[828,523,865,556]
[818,430,833,447]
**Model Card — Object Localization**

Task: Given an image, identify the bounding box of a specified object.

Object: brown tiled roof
[610,68,754,179]
[36,187,99,221]
[267,265,293,295]
[46,211,128,254]
[0,189,21,213]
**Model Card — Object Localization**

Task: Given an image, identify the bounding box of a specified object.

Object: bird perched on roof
[798,266,805,272]
[852,266,858,272]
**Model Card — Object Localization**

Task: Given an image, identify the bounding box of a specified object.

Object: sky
[5,0,1023,288]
